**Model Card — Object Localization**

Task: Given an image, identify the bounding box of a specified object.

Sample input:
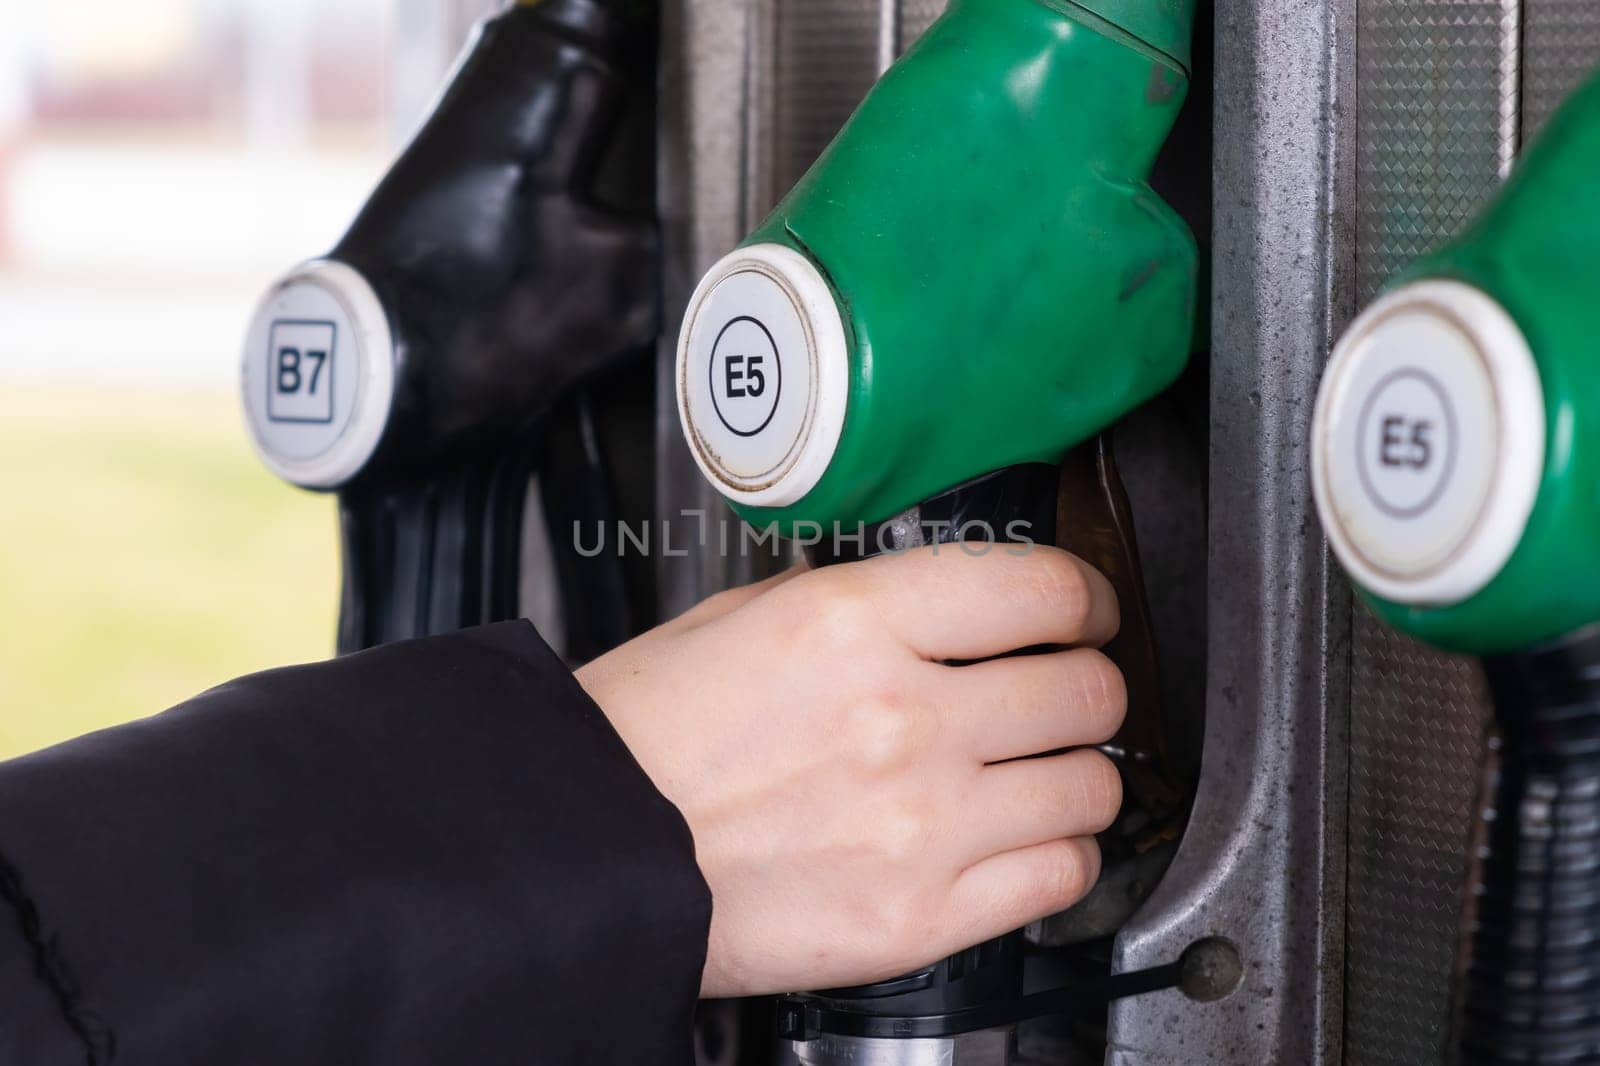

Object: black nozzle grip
[1456,627,1600,1065]
[332,0,658,476]
[328,0,658,653]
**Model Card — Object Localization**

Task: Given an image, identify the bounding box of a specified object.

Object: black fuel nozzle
[240,0,658,654]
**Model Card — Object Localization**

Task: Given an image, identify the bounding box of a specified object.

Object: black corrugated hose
[1458,626,1600,1064]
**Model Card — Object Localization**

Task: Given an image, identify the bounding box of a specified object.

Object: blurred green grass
[0,386,339,759]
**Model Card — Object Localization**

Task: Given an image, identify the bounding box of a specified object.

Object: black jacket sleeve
[0,622,711,1066]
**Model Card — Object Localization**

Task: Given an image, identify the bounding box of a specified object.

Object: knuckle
[801,579,881,653]
[874,797,935,865]
[849,688,924,774]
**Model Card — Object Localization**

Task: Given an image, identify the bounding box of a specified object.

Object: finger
[852,545,1120,661]
[666,562,809,632]
[956,750,1122,864]
[939,649,1127,764]
[944,837,1103,946]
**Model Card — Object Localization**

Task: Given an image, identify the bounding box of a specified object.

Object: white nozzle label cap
[1312,280,1545,607]
[241,259,396,490]
[676,243,850,509]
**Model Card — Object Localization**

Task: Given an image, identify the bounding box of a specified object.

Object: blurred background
[0,0,489,757]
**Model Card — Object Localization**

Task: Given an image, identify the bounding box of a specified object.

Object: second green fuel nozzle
[676,0,1199,1060]
[1311,70,1600,1066]
[1311,70,1600,656]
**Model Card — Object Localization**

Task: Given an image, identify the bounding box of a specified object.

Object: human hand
[575,545,1126,999]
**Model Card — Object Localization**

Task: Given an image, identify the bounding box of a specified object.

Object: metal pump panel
[655,1,1600,1065]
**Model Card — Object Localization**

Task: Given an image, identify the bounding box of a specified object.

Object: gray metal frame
[1106,1,1356,1062]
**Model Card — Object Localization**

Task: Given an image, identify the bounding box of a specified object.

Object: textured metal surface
[1356,0,1520,297]
[1524,0,1600,141]
[1345,613,1490,1066]
[1344,2,1521,1063]
[771,1,882,194]
[898,0,947,48]
[1107,0,1356,1063]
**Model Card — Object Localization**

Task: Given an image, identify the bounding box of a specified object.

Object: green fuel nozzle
[1312,70,1600,1066]
[1312,70,1600,657]
[675,0,1198,1060]
[676,0,1199,537]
